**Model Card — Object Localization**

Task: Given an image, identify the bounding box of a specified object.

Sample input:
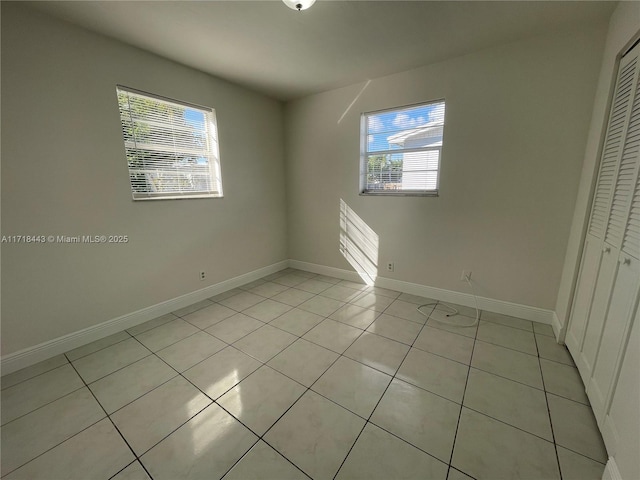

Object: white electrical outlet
[461,270,472,281]
[387,262,395,272]
[199,271,206,281]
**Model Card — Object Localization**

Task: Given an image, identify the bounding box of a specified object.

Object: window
[360,100,445,196]
[116,86,223,200]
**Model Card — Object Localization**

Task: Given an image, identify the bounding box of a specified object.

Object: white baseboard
[288,260,364,283]
[289,260,555,325]
[552,311,565,342]
[602,412,620,460]
[0,260,288,376]
[1,258,557,376]
[602,457,622,480]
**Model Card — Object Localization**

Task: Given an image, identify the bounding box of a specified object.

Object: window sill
[360,190,439,197]
[132,194,223,201]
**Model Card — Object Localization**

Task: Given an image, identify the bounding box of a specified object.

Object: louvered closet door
[567,47,639,377]
[589,65,640,425]
[622,112,640,260]
[601,305,640,459]
[590,256,639,425]
[581,47,640,385]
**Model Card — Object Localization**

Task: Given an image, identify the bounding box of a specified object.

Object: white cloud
[428,103,445,122]
[392,113,427,129]
[392,113,411,128]
[392,105,444,131]
[368,116,384,133]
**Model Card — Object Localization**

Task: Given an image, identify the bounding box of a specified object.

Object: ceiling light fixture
[282,0,316,11]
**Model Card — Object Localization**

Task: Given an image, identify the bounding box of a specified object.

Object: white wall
[555,2,640,333]
[0,3,288,355]
[285,25,607,311]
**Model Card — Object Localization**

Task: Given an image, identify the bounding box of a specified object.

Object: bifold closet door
[589,255,639,423]
[589,67,640,423]
[567,40,640,432]
[565,237,603,362]
[601,306,640,459]
[566,44,639,383]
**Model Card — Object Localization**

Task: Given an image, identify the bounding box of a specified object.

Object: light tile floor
[1,268,608,480]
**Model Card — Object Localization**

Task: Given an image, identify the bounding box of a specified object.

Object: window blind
[117,86,223,200]
[361,100,445,195]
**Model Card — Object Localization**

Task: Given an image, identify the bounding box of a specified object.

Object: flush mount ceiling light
[282,0,316,11]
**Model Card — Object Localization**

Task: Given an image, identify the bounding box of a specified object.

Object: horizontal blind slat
[117,87,222,199]
[364,100,444,193]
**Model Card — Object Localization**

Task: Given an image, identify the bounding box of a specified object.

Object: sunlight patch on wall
[339,199,378,285]
[337,80,371,124]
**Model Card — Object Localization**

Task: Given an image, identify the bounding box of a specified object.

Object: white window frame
[116,85,223,201]
[360,99,445,196]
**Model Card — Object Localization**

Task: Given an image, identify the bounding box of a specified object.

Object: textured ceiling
[27,1,616,100]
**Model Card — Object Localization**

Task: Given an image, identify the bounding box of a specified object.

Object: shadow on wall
[339,199,378,285]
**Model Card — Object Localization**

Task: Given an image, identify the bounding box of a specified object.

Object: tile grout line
[180,277,408,355]
[66,330,137,362]
[1,357,72,391]
[64,353,157,480]
[0,385,112,477]
[444,310,480,480]
[125,314,180,336]
[479,317,537,334]
[205,278,591,473]
[472,335,579,368]
[0,272,529,479]
[4,286,439,403]
[468,364,590,405]
[0,382,88,428]
[111,337,262,471]
[221,436,313,480]
[73,351,155,386]
[8,323,240,429]
[215,402,313,480]
[5,270,569,479]
[473,336,539,357]
[1,275,291,477]
[1,414,106,477]
[0,359,92,423]
[83,275,420,478]
[456,404,563,446]
[0,272,451,388]
[129,280,361,402]
[133,319,204,351]
[331,303,441,480]
[296,337,567,449]
[123,292,375,477]
[533,332,564,480]
[550,444,608,466]
[215,282,392,479]
[214,312,371,479]
[219,295,359,355]
[84,333,244,468]
[107,459,147,480]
